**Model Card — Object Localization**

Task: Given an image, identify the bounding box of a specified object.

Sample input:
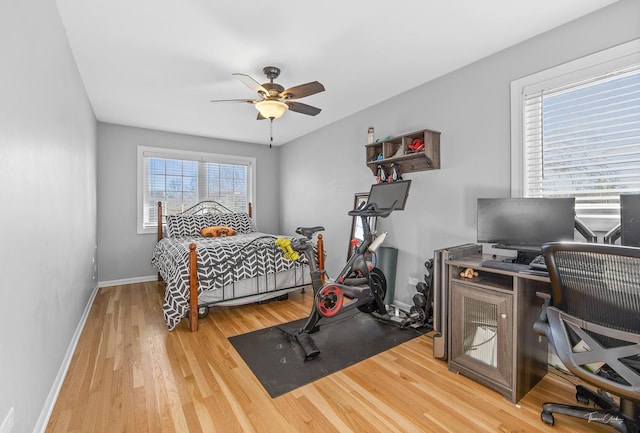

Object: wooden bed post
[317,234,325,284]
[248,202,252,218]
[189,243,199,332]
[157,201,163,242]
[157,201,163,281]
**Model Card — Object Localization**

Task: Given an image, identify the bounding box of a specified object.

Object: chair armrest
[533,291,551,338]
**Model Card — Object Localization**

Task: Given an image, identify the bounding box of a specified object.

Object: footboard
[156,200,324,332]
[184,234,325,332]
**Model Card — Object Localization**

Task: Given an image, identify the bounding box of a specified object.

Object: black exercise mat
[228,311,427,398]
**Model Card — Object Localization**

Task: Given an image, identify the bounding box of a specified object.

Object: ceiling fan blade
[286,101,321,116]
[233,73,269,97]
[210,98,257,103]
[279,81,325,100]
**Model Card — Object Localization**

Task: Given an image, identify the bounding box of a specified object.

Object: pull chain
[269,118,274,148]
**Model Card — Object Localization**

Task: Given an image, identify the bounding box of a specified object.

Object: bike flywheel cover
[316,285,344,317]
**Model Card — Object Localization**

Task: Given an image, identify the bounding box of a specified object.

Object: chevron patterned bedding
[152,232,305,330]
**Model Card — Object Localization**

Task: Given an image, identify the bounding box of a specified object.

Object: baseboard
[98,274,157,288]
[33,283,100,433]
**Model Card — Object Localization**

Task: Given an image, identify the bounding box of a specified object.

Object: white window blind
[512,39,640,231]
[137,146,255,233]
[523,67,640,226]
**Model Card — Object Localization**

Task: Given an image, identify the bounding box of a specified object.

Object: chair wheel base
[576,391,590,405]
[541,411,555,426]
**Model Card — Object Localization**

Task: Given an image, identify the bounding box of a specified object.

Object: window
[137,146,256,234]
[511,39,640,231]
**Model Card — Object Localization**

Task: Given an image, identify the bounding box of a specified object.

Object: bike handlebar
[347,200,398,218]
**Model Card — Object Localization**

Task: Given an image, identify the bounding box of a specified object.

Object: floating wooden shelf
[365,128,441,176]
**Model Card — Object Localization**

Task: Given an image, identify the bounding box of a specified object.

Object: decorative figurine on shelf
[367,127,375,144]
[459,267,478,279]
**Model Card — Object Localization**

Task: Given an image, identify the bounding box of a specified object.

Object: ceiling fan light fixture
[255,100,288,119]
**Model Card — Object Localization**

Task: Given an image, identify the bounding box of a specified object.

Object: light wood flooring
[46,281,613,432]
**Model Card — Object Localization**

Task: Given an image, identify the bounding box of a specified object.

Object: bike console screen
[366,180,411,212]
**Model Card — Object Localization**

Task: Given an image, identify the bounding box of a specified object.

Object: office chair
[534,242,640,432]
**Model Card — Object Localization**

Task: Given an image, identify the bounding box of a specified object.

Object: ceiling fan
[211,66,325,121]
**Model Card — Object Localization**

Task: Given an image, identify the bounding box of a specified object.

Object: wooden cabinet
[449,278,514,396]
[446,256,551,403]
[365,128,440,176]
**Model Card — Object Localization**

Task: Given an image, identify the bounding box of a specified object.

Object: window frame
[136,146,256,234]
[510,39,640,231]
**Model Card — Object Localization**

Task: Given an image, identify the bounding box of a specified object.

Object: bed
[152,201,324,331]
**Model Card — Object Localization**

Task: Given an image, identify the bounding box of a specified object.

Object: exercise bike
[277,180,412,359]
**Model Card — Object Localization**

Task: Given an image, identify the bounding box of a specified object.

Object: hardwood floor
[46,281,613,432]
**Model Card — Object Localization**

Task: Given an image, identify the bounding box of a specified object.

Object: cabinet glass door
[450,281,513,388]
[462,296,498,366]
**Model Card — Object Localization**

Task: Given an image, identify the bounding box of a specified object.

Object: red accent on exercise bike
[316,285,344,317]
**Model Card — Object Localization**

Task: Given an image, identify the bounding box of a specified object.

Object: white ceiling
[56,0,618,146]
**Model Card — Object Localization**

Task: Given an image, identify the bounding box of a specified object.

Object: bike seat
[296,226,325,238]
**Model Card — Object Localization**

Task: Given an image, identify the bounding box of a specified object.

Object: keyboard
[480,260,530,273]
[528,254,547,271]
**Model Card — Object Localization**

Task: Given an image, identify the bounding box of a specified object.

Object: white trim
[510,38,640,197]
[136,145,257,234]
[33,283,100,433]
[98,275,158,288]
[510,81,524,197]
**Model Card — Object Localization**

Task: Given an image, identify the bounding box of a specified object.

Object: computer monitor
[366,180,411,211]
[477,197,576,251]
[621,193,640,247]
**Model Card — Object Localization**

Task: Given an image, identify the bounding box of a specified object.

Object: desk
[446,254,551,403]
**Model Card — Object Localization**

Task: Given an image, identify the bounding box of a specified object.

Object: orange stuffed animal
[201,226,236,237]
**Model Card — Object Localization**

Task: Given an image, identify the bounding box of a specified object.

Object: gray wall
[97,123,281,283]
[280,0,640,305]
[0,0,97,432]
